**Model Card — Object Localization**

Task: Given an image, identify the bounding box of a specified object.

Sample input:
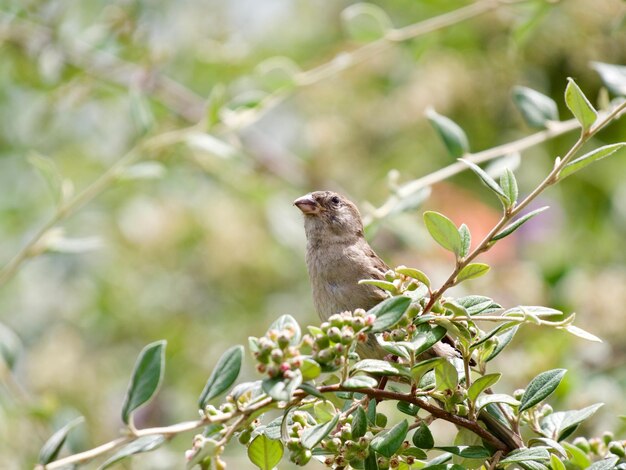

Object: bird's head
[294,191,364,241]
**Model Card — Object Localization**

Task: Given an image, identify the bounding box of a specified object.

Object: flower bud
[320,322,331,333]
[513,389,525,400]
[315,334,330,350]
[603,431,615,446]
[572,437,590,453]
[609,441,625,457]
[341,328,355,345]
[391,329,406,341]
[327,327,341,343]
[271,349,284,363]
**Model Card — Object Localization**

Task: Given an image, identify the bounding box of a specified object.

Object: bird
[293,190,458,361]
[294,190,523,451]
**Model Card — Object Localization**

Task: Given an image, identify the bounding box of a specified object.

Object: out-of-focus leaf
[423,211,462,255]
[588,457,620,470]
[247,434,283,470]
[342,375,378,390]
[541,403,604,441]
[206,83,226,128]
[456,263,490,283]
[369,296,411,333]
[492,206,549,241]
[119,162,166,180]
[413,423,434,449]
[591,61,626,96]
[559,143,626,179]
[185,437,219,469]
[121,340,166,425]
[186,132,239,159]
[255,56,300,92]
[370,420,408,458]
[268,315,301,345]
[98,435,166,469]
[512,86,559,127]
[519,369,566,412]
[341,3,392,43]
[460,159,509,203]
[560,325,602,342]
[301,414,339,449]
[46,235,103,254]
[0,322,22,370]
[129,88,154,135]
[28,152,63,204]
[565,78,597,132]
[198,345,243,408]
[426,108,469,158]
[38,417,84,464]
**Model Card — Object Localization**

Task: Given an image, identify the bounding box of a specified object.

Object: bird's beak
[294,194,322,215]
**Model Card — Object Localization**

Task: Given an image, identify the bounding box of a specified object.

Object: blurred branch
[364,118,581,225]
[0,11,206,123]
[0,127,193,288]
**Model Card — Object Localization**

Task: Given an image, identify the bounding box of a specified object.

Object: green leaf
[413,422,434,449]
[28,152,63,204]
[0,322,22,370]
[39,417,84,464]
[493,206,549,241]
[561,324,602,342]
[376,336,410,360]
[369,296,411,333]
[540,403,604,441]
[343,375,378,390]
[402,447,428,459]
[500,168,519,207]
[255,56,299,92]
[475,393,520,412]
[370,420,408,458]
[120,162,166,181]
[588,457,619,470]
[268,315,301,345]
[591,61,626,96]
[411,357,441,383]
[456,263,490,283]
[426,108,469,158]
[364,450,379,470]
[352,406,368,439]
[262,370,302,402]
[410,325,448,356]
[456,296,501,315]
[395,266,431,287]
[562,442,591,468]
[519,369,567,412]
[468,373,501,402]
[460,159,509,203]
[396,401,420,416]
[559,143,626,179]
[205,83,226,128]
[198,345,243,408]
[247,434,283,470]
[436,446,491,459]
[500,447,550,464]
[314,401,336,422]
[300,357,322,381]
[458,224,471,258]
[121,340,166,425]
[423,211,462,255]
[98,435,166,469]
[512,86,559,128]
[434,359,459,391]
[354,359,411,378]
[359,279,398,293]
[341,3,392,43]
[301,414,339,449]
[485,325,519,362]
[564,78,597,132]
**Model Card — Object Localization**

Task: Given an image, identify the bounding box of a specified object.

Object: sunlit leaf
[564,78,597,132]
[468,373,501,402]
[492,206,549,241]
[500,168,518,207]
[301,414,339,449]
[500,447,550,464]
[560,324,602,342]
[342,375,378,390]
[541,403,604,441]
[395,266,431,288]
[423,211,462,256]
[369,296,411,333]
[559,143,626,179]
[247,434,283,470]
[99,435,166,469]
[458,224,471,258]
[268,315,301,345]
[460,159,509,203]
[475,393,520,412]
[456,263,490,283]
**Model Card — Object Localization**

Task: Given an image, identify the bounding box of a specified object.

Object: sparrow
[294,190,458,361]
[294,190,523,450]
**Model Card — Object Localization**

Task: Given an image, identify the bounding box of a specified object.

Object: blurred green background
[1,0,625,468]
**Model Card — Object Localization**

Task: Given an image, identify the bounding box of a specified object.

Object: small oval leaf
[493,206,549,241]
[39,417,84,465]
[559,143,625,179]
[395,266,431,287]
[468,373,501,402]
[301,414,339,449]
[512,86,559,128]
[99,435,166,469]
[423,211,462,255]
[456,263,490,283]
[519,369,567,412]
[369,296,411,333]
[412,422,434,449]
[427,109,469,158]
[247,434,284,470]
[460,159,509,203]
[565,78,597,132]
[352,406,368,439]
[370,419,409,458]
[121,340,166,425]
[199,345,244,408]
[343,375,378,390]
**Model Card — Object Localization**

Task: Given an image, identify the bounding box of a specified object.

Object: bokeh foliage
[0,0,625,467]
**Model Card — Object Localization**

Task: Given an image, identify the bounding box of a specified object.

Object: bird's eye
[330,196,341,205]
